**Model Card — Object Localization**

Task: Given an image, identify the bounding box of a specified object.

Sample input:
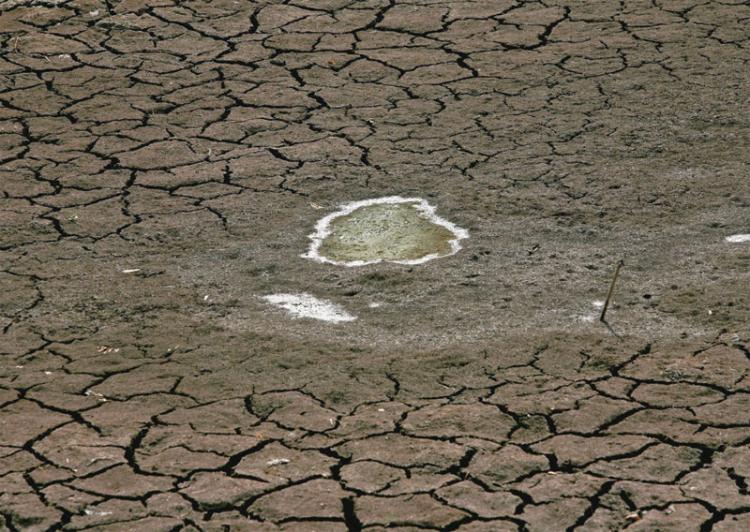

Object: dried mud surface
[1,0,750,530]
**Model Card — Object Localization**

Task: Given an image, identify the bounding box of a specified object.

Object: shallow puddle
[303,196,468,266]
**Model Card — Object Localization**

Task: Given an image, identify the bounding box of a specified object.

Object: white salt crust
[301,196,469,267]
[579,301,606,323]
[726,234,750,243]
[262,293,356,323]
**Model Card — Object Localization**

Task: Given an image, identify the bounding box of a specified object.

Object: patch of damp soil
[261,293,356,323]
[303,196,468,266]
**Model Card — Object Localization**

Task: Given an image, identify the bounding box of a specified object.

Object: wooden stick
[600,259,624,322]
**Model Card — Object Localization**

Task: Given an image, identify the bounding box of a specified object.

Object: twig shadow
[600,318,622,340]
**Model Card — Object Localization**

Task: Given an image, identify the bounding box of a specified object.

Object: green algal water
[318,202,455,263]
[302,195,470,266]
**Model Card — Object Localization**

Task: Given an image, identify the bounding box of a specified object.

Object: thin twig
[600,259,624,322]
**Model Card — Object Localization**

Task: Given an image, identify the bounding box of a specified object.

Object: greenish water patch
[302,196,468,266]
[320,202,454,263]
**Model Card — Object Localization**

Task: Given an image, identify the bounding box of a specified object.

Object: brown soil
[1,1,749,530]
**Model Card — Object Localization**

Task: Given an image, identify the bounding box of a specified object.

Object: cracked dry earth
[1,0,750,531]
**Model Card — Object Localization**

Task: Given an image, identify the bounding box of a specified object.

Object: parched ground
[1,0,750,530]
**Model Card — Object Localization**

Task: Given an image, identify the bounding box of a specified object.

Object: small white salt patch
[262,293,356,323]
[89,10,99,16]
[84,509,112,517]
[266,458,290,466]
[726,234,750,243]
[578,301,604,323]
[368,302,382,308]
